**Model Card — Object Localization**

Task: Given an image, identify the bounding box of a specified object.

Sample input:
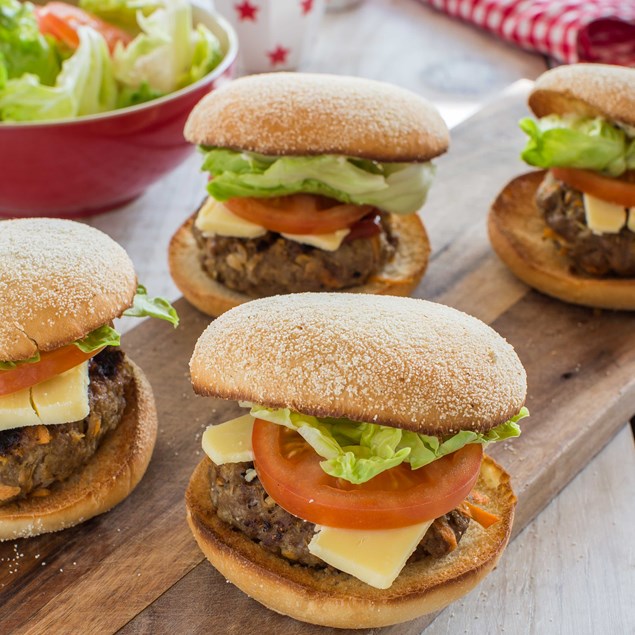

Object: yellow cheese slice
[0,387,40,430]
[281,228,350,252]
[195,197,351,251]
[202,414,255,464]
[583,193,627,234]
[308,520,434,589]
[0,362,89,431]
[627,208,635,233]
[195,198,267,239]
[31,362,90,425]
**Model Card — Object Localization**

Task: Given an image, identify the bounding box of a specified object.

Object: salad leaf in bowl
[0,0,237,217]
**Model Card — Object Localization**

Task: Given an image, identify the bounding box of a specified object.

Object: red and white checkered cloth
[419,0,635,66]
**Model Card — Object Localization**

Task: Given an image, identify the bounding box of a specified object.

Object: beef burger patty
[192,215,397,297]
[536,173,635,277]
[0,348,132,505]
[209,460,471,568]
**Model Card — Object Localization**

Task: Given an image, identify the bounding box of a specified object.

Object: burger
[0,218,178,540]
[488,63,635,310]
[186,293,528,628]
[169,72,449,317]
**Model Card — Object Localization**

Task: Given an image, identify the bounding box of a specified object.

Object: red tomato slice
[345,213,383,242]
[551,168,635,207]
[35,3,132,52]
[225,194,374,235]
[0,345,101,397]
[252,419,483,530]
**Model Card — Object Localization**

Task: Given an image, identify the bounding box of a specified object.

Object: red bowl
[0,9,237,218]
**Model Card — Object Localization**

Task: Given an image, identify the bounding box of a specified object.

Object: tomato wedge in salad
[225,194,374,235]
[551,168,635,208]
[0,345,101,397]
[252,419,483,530]
[35,3,132,52]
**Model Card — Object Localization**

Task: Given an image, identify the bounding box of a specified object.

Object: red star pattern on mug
[268,45,290,66]
[300,0,313,14]
[235,0,258,21]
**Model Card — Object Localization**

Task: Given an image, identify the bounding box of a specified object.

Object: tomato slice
[35,3,132,52]
[252,419,483,530]
[225,194,374,235]
[0,345,101,397]
[551,168,635,207]
[344,213,383,242]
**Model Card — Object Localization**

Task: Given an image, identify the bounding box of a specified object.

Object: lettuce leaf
[74,325,121,352]
[112,0,221,94]
[200,149,435,216]
[123,285,179,326]
[79,0,164,30]
[520,115,635,177]
[116,80,163,108]
[0,0,60,85]
[248,405,528,484]
[0,26,116,122]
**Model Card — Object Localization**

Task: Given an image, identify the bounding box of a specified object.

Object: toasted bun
[528,63,635,127]
[186,454,516,629]
[488,171,635,311]
[168,213,431,319]
[0,218,137,362]
[184,73,449,162]
[190,294,526,435]
[0,360,157,541]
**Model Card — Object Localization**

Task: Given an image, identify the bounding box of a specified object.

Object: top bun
[184,73,449,162]
[0,218,137,361]
[190,294,526,435]
[529,63,635,127]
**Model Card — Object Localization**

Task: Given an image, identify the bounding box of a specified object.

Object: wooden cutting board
[2,84,634,635]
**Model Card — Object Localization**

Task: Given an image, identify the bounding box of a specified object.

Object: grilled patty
[209,461,471,569]
[536,173,635,277]
[193,213,397,296]
[0,347,132,505]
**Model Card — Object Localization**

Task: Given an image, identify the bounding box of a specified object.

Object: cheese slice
[0,387,40,430]
[195,198,267,239]
[281,228,350,252]
[195,197,351,251]
[308,520,434,589]
[0,362,89,431]
[202,414,255,464]
[31,363,90,425]
[628,208,635,233]
[583,193,627,234]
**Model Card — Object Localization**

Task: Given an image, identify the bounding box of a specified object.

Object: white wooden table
[86,1,635,632]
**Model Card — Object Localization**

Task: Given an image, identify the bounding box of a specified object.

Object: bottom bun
[168,212,430,318]
[488,171,635,311]
[0,359,157,541]
[185,454,516,629]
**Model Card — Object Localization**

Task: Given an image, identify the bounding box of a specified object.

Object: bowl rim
[0,10,238,130]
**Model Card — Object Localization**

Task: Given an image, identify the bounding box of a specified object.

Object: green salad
[0,0,223,122]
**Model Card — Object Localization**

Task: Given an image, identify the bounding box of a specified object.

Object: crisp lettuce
[123,285,179,326]
[520,115,635,177]
[112,0,221,94]
[0,0,60,85]
[200,149,435,215]
[248,405,528,485]
[116,79,163,108]
[79,0,164,30]
[0,26,116,121]
[74,325,121,352]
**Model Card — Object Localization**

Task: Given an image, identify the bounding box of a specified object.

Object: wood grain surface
[2,86,633,635]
